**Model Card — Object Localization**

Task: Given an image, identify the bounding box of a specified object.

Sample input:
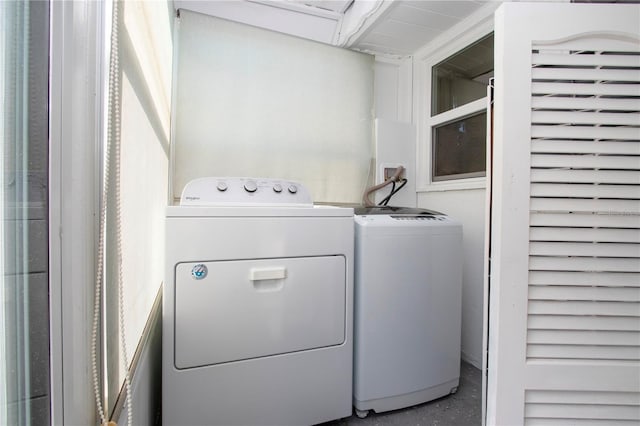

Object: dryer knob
[216,181,228,192]
[288,185,298,194]
[273,183,283,193]
[244,180,258,193]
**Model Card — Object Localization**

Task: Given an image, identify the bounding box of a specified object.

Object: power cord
[378,178,408,206]
[362,166,405,207]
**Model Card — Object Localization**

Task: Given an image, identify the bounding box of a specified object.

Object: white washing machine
[163,177,354,426]
[353,206,462,417]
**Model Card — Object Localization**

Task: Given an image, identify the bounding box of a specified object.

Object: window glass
[433,112,487,181]
[1,1,51,424]
[432,34,493,116]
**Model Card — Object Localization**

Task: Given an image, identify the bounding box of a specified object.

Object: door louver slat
[531,96,640,112]
[531,126,639,140]
[526,415,640,425]
[530,154,640,169]
[530,227,640,243]
[532,67,640,82]
[529,256,640,272]
[528,300,640,316]
[529,271,640,287]
[527,344,640,361]
[531,140,640,156]
[526,403,640,421]
[532,79,640,97]
[530,242,639,258]
[531,82,640,97]
[530,183,640,199]
[530,212,640,228]
[530,198,640,213]
[524,390,640,425]
[529,285,640,302]
[532,52,640,67]
[531,169,640,184]
[528,330,639,346]
[532,111,640,126]
[529,315,640,331]
[527,390,640,405]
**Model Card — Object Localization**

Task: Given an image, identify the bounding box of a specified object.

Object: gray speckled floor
[321,362,482,426]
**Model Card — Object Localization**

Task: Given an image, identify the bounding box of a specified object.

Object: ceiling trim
[413,1,500,62]
[174,0,341,44]
[338,0,396,47]
[295,0,354,14]
[249,0,343,19]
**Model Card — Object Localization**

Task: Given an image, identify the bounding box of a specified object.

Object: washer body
[353,207,462,414]
[163,178,354,426]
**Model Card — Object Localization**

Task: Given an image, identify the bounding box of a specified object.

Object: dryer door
[174,255,346,369]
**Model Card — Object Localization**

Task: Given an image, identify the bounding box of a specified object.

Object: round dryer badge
[191,264,208,280]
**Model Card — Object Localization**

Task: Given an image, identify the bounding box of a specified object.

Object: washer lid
[354,206,444,217]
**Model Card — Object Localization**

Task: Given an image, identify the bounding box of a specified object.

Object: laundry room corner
[16,1,636,426]
[417,189,487,368]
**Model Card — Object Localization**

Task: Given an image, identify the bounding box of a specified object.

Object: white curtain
[105,0,173,414]
[172,10,375,204]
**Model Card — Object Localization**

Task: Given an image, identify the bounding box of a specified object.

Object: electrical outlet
[384,166,405,181]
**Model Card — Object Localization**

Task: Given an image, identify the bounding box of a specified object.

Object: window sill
[417,176,487,193]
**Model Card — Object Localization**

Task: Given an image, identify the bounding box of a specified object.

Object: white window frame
[414,10,496,193]
[430,98,488,182]
[49,1,105,424]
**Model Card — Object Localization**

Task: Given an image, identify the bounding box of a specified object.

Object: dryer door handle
[249,266,287,281]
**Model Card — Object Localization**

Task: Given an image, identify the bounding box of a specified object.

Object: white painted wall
[372,56,416,206]
[374,119,416,207]
[374,56,412,123]
[172,11,374,204]
[417,189,485,367]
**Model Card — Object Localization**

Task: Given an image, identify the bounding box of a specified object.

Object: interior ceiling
[349,1,489,57]
[287,0,491,56]
[173,1,493,57]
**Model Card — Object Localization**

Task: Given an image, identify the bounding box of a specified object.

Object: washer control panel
[180,177,313,206]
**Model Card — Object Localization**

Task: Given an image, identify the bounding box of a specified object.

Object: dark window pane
[433,112,487,181]
[432,34,494,116]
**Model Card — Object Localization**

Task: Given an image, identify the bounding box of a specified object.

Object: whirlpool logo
[191,264,208,280]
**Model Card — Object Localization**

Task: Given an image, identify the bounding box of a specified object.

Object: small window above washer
[431,34,494,116]
[425,33,494,184]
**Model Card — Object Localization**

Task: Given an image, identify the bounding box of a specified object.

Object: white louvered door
[487,3,640,425]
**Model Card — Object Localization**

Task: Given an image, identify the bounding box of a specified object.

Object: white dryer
[163,177,354,426]
[352,206,462,417]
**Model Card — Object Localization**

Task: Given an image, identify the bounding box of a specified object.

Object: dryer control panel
[180,177,313,206]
